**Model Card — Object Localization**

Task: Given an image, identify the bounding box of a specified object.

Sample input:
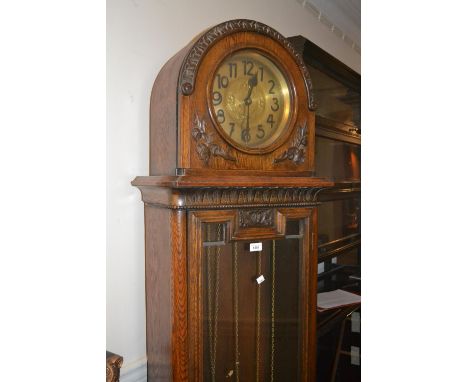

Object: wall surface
[107,0,360,378]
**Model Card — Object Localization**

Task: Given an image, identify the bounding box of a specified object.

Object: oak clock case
[132,19,332,382]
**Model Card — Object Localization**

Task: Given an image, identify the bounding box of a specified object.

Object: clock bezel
[206,47,298,155]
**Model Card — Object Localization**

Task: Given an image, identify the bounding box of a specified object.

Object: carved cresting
[179,19,315,110]
[191,113,236,164]
[239,209,274,228]
[274,122,308,165]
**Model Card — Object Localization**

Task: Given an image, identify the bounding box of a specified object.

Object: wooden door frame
[186,207,317,382]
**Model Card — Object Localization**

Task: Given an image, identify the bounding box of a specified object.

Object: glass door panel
[201,220,304,382]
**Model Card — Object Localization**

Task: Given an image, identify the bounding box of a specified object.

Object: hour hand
[248,71,258,88]
[244,72,258,104]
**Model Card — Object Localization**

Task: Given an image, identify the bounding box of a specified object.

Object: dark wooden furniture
[289,36,361,381]
[106,351,123,382]
[133,20,333,382]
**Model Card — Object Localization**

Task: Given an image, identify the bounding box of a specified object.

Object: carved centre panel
[238,208,274,228]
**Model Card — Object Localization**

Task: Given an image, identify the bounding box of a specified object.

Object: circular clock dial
[210,50,292,150]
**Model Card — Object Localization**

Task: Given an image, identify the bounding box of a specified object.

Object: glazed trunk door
[187,209,316,382]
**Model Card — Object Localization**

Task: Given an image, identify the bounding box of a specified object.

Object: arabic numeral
[212,91,222,106]
[256,125,265,139]
[268,79,275,94]
[267,114,275,128]
[271,97,279,111]
[228,63,237,78]
[241,129,251,143]
[217,74,229,89]
[217,109,225,123]
[242,60,254,75]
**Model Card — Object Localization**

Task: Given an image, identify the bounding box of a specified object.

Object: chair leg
[330,319,347,382]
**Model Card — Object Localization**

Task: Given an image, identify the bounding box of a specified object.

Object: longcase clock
[132,19,333,382]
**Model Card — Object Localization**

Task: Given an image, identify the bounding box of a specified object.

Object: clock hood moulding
[177,19,315,110]
[149,19,321,178]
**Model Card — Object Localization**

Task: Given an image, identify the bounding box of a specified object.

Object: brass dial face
[209,50,292,151]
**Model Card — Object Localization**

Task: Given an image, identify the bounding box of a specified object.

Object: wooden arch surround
[147,19,320,177]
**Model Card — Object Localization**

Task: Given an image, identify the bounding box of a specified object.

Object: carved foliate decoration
[179,19,315,110]
[274,123,308,165]
[179,187,325,209]
[106,352,123,382]
[191,113,236,164]
[239,209,274,228]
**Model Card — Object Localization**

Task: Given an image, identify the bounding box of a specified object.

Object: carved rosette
[191,113,236,164]
[179,19,315,110]
[274,122,308,165]
[239,209,274,228]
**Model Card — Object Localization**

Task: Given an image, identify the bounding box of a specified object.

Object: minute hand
[241,101,251,143]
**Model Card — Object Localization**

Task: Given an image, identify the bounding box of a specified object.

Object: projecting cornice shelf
[132,175,332,189]
[132,176,334,209]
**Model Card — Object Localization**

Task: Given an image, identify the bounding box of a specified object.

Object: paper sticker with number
[250,242,262,252]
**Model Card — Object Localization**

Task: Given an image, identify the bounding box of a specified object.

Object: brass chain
[256,248,262,382]
[206,226,214,381]
[270,240,276,382]
[207,224,221,382]
[213,224,221,381]
[233,242,240,382]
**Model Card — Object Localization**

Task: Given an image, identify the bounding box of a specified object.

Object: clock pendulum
[206,224,221,382]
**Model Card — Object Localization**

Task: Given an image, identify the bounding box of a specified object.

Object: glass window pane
[315,136,360,181]
[308,65,360,128]
[318,199,360,246]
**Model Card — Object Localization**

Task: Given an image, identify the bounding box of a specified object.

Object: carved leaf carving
[274,123,308,165]
[191,113,236,164]
[239,209,274,228]
[178,186,326,209]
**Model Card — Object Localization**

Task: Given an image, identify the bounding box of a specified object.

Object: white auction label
[250,242,262,252]
[256,275,265,284]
